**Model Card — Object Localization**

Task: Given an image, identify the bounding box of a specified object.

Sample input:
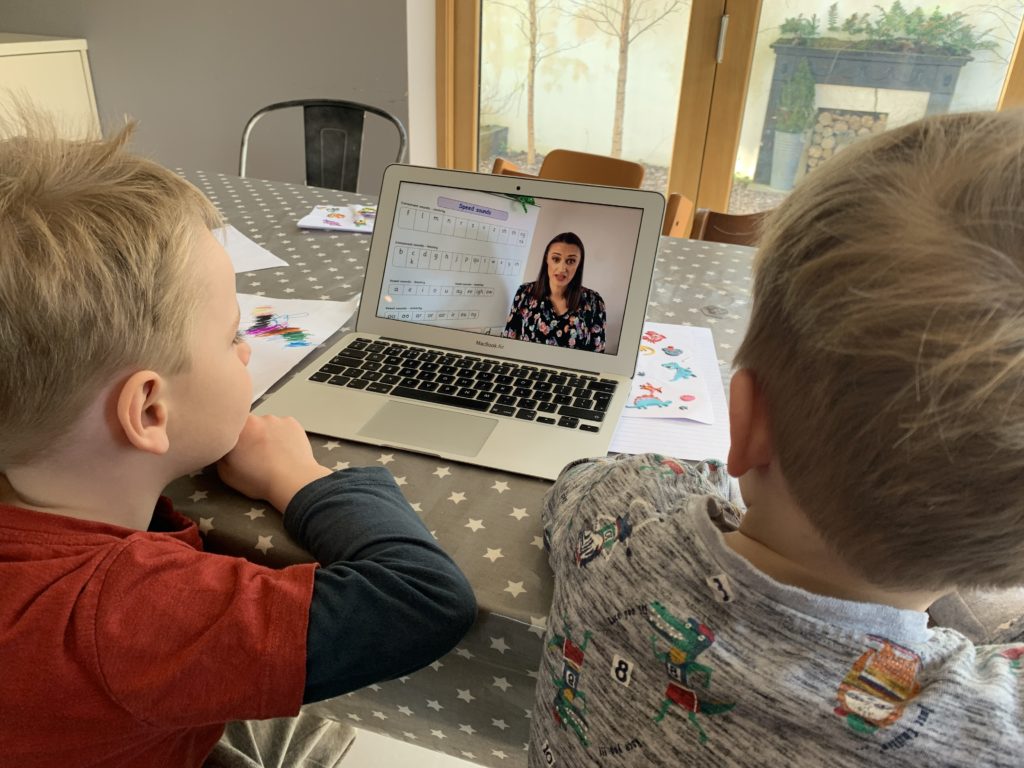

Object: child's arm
[218,415,477,703]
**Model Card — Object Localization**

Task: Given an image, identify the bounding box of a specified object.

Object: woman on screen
[501,232,607,352]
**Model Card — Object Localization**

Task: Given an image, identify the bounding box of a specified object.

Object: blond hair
[0,111,221,467]
[736,110,1024,591]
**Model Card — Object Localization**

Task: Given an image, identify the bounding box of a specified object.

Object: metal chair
[238,99,408,192]
[690,208,771,247]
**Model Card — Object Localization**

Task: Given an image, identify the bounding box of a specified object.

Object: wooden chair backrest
[491,157,536,178]
[690,208,771,247]
[662,193,694,238]
[538,149,645,188]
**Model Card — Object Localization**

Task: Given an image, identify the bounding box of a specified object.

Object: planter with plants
[754,2,996,185]
[771,57,815,191]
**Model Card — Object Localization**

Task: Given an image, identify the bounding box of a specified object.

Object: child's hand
[217,414,332,513]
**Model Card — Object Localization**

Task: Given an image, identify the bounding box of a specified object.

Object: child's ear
[116,371,170,455]
[727,368,774,477]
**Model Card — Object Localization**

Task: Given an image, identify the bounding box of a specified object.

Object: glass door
[437,1,1024,216]
[477,0,694,193]
[726,1,1024,213]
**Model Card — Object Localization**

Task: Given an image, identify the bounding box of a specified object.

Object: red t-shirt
[0,498,317,767]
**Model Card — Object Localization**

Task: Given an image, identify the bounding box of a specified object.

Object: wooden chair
[690,208,770,247]
[492,150,695,236]
[662,193,694,238]
[490,157,536,178]
[491,149,645,188]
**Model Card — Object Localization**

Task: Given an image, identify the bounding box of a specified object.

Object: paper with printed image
[236,292,360,402]
[298,204,376,233]
[621,323,714,424]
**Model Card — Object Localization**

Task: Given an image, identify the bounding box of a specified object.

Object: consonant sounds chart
[377,183,540,330]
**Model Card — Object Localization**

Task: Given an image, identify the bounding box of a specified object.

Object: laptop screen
[374,181,644,357]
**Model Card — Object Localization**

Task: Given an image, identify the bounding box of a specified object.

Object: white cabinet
[0,33,100,137]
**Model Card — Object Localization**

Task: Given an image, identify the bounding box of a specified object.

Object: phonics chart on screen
[377,182,540,331]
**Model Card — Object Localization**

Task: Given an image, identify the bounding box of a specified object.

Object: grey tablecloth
[167,171,754,766]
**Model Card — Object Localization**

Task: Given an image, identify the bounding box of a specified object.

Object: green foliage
[776,58,816,134]
[827,3,840,33]
[779,13,820,44]
[779,2,997,56]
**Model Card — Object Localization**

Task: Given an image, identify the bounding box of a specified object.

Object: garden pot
[770,129,805,191]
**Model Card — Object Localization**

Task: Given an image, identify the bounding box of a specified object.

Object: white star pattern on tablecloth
[429,660,444,671]
[178,176,750,761]
[199,518,214,533]
[372,710,387,720]
[189,491,208,503]
[504,581,526,598]
[490,637,510,654]
[346,713,361,722]
[448,491,466,504]
[426,699,443,711]
[394,476,407,486]
[368,684,381,691]
[254,535,273,554]
[431,729,446,740]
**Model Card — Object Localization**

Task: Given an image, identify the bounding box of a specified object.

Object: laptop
[255,164,664,480]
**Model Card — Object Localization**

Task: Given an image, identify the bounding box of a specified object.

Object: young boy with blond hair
[529,110,1024,766]
[0,113,476,767]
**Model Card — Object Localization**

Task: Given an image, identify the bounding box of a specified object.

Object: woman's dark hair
[532,232,586,313]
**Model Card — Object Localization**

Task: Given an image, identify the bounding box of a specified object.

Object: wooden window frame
[438,0,1024,212]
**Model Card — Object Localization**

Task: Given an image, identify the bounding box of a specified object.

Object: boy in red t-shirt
[0,111,476,767]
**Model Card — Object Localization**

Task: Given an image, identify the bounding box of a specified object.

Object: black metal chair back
[239,99,408,192]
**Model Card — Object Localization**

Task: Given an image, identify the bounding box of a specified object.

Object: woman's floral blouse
[501,282,606,352]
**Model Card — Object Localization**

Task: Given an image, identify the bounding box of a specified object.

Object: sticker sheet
[621,323,715,424]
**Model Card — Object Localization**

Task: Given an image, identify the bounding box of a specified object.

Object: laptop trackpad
[358,401,497,457]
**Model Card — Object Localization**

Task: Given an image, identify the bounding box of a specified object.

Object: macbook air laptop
[255,164,664,480]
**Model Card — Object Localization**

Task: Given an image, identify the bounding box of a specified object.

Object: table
[166,170,755,766]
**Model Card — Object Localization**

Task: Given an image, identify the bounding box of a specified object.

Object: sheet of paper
[236,293,360,402]
[298,204,376,233]
[621,323,714,424]
[610,325,731,462]
[215,225,289,273]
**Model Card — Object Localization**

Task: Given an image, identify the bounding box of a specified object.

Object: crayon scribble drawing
[244,306,315,347]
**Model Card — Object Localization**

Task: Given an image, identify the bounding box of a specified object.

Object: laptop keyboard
[307,338,617,431]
